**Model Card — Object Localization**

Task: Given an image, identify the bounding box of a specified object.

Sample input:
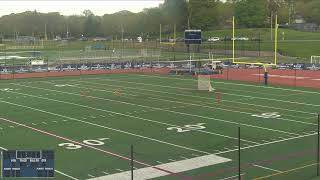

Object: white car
[307,65,320,71]
[208,37,220,42]
[137,37,143,43]
[232,37,249,41]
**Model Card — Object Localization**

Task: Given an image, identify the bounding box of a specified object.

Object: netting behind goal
[198,75,214,92]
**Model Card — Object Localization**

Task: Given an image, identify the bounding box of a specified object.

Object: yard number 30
[58,138,109,150]
[167,123,206,133]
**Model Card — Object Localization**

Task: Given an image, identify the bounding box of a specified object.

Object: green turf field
[0,73,320,180]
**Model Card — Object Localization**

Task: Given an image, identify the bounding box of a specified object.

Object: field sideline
[0,73,319,179]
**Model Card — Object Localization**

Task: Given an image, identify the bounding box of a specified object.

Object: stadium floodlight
[311,56,320,64]
[159,24,176,46]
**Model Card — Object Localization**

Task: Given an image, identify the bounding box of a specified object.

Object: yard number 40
[167,123,206,133]
[58,138,109,150]
[251,112,281,119]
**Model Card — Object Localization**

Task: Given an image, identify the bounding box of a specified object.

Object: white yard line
[220,173,245,180]
[12,84,299,137]
[36,78,316,116]
[88,154,231,180]
[88,174,95,178]
[0,117,198,179]
[0,117,232,180]
[57,80,316,126]
[10,85,261,144]
[71,78,317,116]
[215,132,317,155]
[147,96,316,126]
[136,74,320,95]
[252,163,282,173]
[0,92,317,159]
[89,76,320,107]
[55,170,80,180]
[0,100,211,155]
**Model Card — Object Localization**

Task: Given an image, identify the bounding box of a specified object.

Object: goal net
[311,56,320,64]
[198,75,214,92]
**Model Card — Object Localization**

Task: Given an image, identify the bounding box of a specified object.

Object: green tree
[296,0,320,24]
[188,0,221,30]
[235,0,268,27]
[83,10,101,37]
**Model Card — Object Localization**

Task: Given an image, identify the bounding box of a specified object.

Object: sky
[0,0,164,17]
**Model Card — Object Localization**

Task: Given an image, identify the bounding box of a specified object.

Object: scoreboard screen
[185,30,202,44]
[1,150,54,178]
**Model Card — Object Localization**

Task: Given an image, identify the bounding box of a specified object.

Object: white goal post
[311,56,320,64]
[198,75,214,92]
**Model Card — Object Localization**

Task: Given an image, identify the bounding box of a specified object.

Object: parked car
[306,64,320,71]
[137,37,143,43]
[231,37,249,41]
[54,36,62,41]
[79,36,88,41]
[93,37,107,41]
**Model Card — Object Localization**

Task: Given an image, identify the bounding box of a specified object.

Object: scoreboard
[184,30,202,44]
[1,150,54,178]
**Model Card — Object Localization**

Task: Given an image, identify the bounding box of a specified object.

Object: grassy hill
[1,28,319,63]
[203,28,320,60]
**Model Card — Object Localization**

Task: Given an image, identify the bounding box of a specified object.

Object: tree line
[0,0,318,39]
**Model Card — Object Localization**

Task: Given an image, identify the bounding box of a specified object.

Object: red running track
[0,68,319,89]
[0,68,171,80]
[212,68,320,89]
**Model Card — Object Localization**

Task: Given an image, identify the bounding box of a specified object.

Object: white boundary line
[252,164,282,173]
[0,117,188,179]
[0,146,79,180]
[12,84,299,137]
[136,73,320,95]
[11,84,262,144]
[220,173,245,180]
[71,78,317,116]
[0,99,316,160]
[215,132,316,155]
[0,99,211,155]
[59,81,316,126]
[89,76,320,107]
[55,170,79,180]
[26,76,316,116]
